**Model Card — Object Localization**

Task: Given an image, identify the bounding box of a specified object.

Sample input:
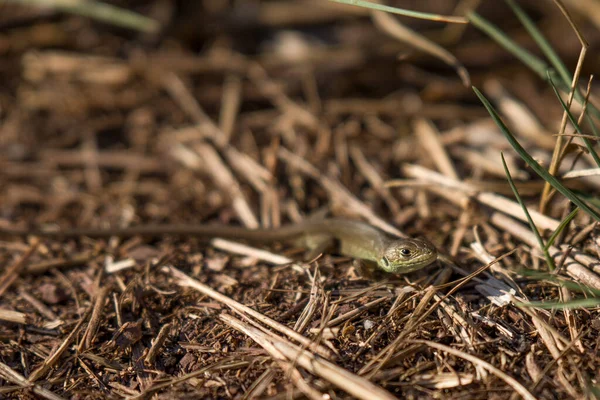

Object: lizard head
[378,238,437,274]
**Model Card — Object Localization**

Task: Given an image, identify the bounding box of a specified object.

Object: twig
[410,340,536,400]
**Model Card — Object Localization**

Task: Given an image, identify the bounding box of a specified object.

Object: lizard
[0,218,438,275]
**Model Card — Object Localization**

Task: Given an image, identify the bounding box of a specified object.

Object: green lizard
[0,219,438,274]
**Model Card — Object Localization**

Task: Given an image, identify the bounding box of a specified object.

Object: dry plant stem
[168,266,334,358]
[162,73,260,228]
[78,357,106,391]
[432,290,489,379]
[210,238,294,266]
[161,72,223,139]
[166,125,273,192]
[515,304,572,351]
[278,147,405,237]
[218,74,242,142]
[0,309,28,324]
[349,144,401,216]
[113,293,122,327]
[570,222,597,246]
[491,213,600,290]
[0,239,39,297]
[28,307,91,382]
[302,71,323,115]
[530,315,568,372]
[222,315,326,400]
[415,118,459,180]
[540,8,588,212]
[360,251,515,376]
[555,134,600,141]
[560,287,585,353]
[145,323,172,366]
[532,318,578,397]
[484,80,554,149]
[529,328,588,394]
[129,363,218,399]
[547,77,596,205]
[332,282,391,305]
[293,269,322,333]
[81,130,102,193]
[410,340,536,400]
[450,205,473,256]
[314,293,336,347]
[192,142,259,228]
[247,61,319,129]
[133,342,152,391]
[326,296,389,327]
[562,245,600,275]
[402,164,561,231]
[360,286,439,378]
[108,382,140,397]
[0,361,65,400]
[18,288,58,321]
[562,168,600,179]
[39,149,161,171]
[220,313,395,400]
[371,10,470,86]
[240,369,277,400]
[441,0,482,43]
[80,286,109,352]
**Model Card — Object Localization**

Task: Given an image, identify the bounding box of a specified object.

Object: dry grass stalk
[0,239,38,297]
[80,286,109,352]
[401,163,564,230]
[221,313,398,400]
[491,213,600,289]
[371,9,470,86]
[0,360,66,400]
[279,147,405,237]
[220,313,326,400]
[410,340,536,400]
[168,266,334,359]
[28,308,91,382]
[210,237,294,266]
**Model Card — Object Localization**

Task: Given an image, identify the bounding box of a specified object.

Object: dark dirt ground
[1,1,600,399]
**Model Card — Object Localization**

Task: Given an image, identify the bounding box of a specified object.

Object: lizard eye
[400,248,412,257]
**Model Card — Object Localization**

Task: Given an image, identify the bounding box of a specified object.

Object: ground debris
[1,2,600,399]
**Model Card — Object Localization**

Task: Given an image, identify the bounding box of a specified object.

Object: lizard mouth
[404,250,438,272]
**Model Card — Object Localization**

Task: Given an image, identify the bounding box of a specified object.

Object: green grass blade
[544,207,579,250]
[547,72,600,167]
[519,269,600,296]
[473,86,600,222]
[501,153,553,269]
[504,0,572,88]
[467,11,547,77]
[4,0,159,33]
[586,113,600,138]
[468,10,600,120]
[327,0,468,23]
[572,191,600,210]
[516,298,600,310]
[506,0,600,158]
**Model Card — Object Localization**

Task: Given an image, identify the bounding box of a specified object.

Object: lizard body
[0,219,437,274]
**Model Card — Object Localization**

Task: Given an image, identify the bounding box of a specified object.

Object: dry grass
[1,1,600,399]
